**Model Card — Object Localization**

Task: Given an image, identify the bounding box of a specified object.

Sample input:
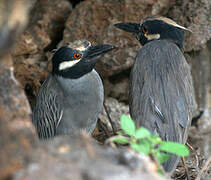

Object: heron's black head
[52,40,115,79]
[115,16,191,49]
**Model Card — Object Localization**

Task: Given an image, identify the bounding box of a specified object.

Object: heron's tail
[162,154,180,174]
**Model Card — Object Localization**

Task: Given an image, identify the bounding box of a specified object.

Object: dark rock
[185,43,211,111]
[188,40,211,164]
[12,0,72,108]
[13,0,72,56]
[0,0,35,57]
[107,78,129,102]
[167,0,211,52]
[61,0,170,78]
[14,135,166,180]
[105,70,130,102]
[61,0,210,78]
[60,0,210,112]
[99,97,129,131]
[0,1,37,179]
[0,56,37,180]
[12,57,48,108]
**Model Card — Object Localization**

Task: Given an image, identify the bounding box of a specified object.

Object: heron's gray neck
[55,69,101,94]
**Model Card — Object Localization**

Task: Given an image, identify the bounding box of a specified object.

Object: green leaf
[151,136,162,144]
[112,136,129,144]
[156,152,170,164]
[151,134,160,139]
[160,141,189,156]
[116,130,123,135]
[131,140,150,155]
[135,127,151,139]
[157,168,164,176]
[120,115,136,136]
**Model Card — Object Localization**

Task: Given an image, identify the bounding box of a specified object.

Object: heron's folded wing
[32,75,63,139]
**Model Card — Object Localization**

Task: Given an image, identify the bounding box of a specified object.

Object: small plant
[111,115,189,174]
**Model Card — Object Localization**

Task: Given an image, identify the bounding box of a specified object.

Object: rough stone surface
[13,135,166,180]
[104,70,130,102]
[61,0,210,78]
[13,0,72,56]
[167,0,211,52]
[12,0,72,108]
[0,1,37,179]
[11,0,210,111]
[13,58,48,108]
[0,0,36,57]
[185,42,211,111]
[108,78,129,102]
[61,0,170,78]
[0,57,37,180]
[99,97,129,131]
[60,0,211,113]
[0,0,209,179]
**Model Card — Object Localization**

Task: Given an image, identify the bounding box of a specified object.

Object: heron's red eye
[73,52,82,60]
[142,26,148,34]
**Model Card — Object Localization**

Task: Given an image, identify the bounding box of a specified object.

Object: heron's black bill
[114,22,140,34]
[86,44,115,59]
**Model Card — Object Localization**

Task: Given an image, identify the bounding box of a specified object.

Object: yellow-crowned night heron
[32,40,115,139]
[115,16,197,173]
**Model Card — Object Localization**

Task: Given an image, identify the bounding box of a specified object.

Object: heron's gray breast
[56,70,104,132]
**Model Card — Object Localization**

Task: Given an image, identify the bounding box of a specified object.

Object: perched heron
[32,40,115,139]
[115,16,197,173]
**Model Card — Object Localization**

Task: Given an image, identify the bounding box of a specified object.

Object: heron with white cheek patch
[32,40,115,139]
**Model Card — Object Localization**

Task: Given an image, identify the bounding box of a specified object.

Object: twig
[105,135,124,145]
[182,157,190,180]
[151,153,167,176]
[98,119,110,137]
[195,156,211,180]
[186,142,199,168]
[103,102,116,134]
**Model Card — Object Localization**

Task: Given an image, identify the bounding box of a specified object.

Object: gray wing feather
[32,75,63,139]
[130,40,196,141]
[129,40,197,172]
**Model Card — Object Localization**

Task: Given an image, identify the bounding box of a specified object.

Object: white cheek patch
[59,60,80,70]
[144,33,160,40]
